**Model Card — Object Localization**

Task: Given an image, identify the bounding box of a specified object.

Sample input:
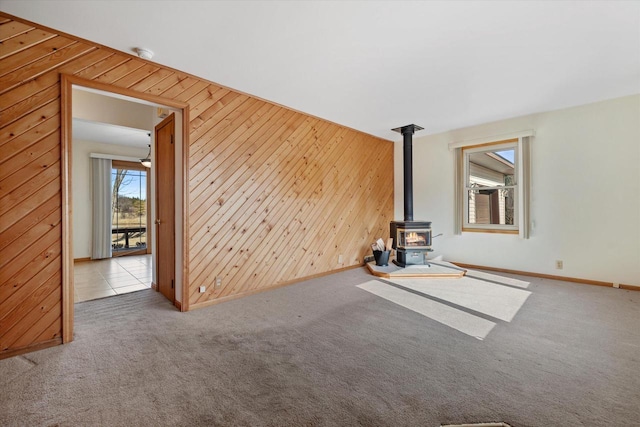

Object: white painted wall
[73,89,154,130]
[395,95,640,286]
[72,140,147,259]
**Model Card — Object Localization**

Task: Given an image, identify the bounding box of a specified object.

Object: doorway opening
[73,157,152,303]
[61,74,190,343]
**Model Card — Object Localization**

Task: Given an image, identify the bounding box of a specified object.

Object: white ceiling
[73,118,150,148]
[3,1,639,140]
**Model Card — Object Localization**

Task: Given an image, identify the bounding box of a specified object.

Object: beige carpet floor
[1,266,638,426]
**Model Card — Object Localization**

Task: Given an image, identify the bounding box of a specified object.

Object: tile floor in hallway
[74,255,152,303]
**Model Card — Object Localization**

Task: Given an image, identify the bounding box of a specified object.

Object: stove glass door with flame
[397,229,430,249]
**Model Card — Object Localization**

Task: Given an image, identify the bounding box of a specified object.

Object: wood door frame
[61,74,191,343]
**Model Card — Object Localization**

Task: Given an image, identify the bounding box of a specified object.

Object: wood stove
[390,124,433,267]
[390,220,433,266]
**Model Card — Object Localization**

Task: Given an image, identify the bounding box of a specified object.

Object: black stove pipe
[402,127,414,221]
[392,124,423,222]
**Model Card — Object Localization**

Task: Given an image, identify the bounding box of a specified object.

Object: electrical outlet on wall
[338,254,343,264]
[556,260,563,270]
[199,285,206,293]
[216,277,222,287]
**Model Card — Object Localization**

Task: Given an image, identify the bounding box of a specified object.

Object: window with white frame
[463,139,519,232]
[451,133,531,237]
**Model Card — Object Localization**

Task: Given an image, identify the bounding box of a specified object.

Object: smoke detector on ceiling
[134,48,154,60]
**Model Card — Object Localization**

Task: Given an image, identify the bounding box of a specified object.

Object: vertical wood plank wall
[0,13,394,357]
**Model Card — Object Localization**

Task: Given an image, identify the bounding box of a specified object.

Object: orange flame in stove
[406,232,426,246]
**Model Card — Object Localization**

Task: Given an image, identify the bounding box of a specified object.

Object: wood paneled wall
[0,13,394,357]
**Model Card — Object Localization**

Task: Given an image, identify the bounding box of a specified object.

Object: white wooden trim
[448,129,535,150]
[519,136,531,239]
[90,152,142,163]
[453,148,463,235]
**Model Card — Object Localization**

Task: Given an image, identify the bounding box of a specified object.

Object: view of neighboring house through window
[111,161,148,253]
[463,140,518,232]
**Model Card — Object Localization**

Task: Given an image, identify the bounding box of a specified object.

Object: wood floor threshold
[111,249,147,257]
[366,261,466,279]
[189,264,363,311]
[0,337,62,360]
[451,262,639,291]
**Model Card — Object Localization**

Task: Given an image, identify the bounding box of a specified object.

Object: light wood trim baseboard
[190,264,364,311]
[452,262,639,291]
[74,257,91,263]
[151,282,158,291]
[174,299,182,311]
[0,338,62,360]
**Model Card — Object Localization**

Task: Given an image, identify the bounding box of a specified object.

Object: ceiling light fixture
[140,143,151,168]
[134,47,154,60]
